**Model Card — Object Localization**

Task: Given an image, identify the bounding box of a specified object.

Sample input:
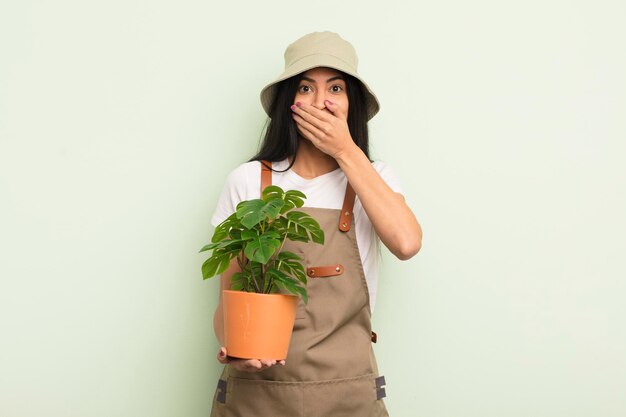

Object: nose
[312,90,327,110]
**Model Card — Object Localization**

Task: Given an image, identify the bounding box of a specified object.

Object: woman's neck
[290,140,339,179]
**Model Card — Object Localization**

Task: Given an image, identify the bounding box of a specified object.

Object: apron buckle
[215,379,227,404]
[376,375,387,400]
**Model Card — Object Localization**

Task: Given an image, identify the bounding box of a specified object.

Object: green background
[1,1,625,416]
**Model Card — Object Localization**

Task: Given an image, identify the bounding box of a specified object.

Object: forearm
[213,259,240,346]
[213,302,225,347]
[336,145,422,260]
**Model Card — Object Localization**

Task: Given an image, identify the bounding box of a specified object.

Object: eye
[330,85,344,93]
[298,85,312,93]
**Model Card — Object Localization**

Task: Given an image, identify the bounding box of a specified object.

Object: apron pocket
[214,374,388,417]
[222,377,303,416]
[297,263,345,320]
[301,373,388,417]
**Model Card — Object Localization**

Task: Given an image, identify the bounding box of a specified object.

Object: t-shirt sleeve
[372,160,405,195]
[210,162,258,227]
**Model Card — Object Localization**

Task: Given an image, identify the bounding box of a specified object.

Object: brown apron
[210,162,389,417]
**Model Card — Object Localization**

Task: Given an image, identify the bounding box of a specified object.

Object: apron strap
[260,160,356,233]
[338,183,356,232]
[260,160,272,196]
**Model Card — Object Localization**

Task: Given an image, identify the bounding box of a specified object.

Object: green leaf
[276,251,307,283]
[262,186,306,214]
[275,251,301,261]
[201,251,235,279]
[228,228,243,240]
[236,199,265,229]
[268,268,308,304]
[265,267,290,284]
[211,212,239,243]
[290,283,308,304]
[203,243,244,277]
[236,198,286,228]
[241,229,258,240]
[231,272,244,291]
[243,261,263,278]
[269,217,309,243]
[243,230,281,263]
[262,185,285,202]
[200,238,244,255]
[199,242,220,253]
[285,211,325,244]
[283,189,306,212]
[264,198,285,221]
[240,261,263,292]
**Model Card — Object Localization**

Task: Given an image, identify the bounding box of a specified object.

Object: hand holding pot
[217,347,285,373]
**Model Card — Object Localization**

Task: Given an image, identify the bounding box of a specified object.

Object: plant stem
[261,263,267,293]
[249,261,261,293]
[257,221,266,293]
[264,219,292,294]
[236,253,247,291]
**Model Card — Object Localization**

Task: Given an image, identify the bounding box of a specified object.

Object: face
[294,67,349,114]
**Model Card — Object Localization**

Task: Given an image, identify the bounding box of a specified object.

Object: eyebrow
[301,75,345,83]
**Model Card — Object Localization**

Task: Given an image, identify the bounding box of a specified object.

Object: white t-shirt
[211,159,404,312]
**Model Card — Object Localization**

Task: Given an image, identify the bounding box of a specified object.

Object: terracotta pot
[222,290,298,360]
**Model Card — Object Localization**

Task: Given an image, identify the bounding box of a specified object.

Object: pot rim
[222,289,298,299]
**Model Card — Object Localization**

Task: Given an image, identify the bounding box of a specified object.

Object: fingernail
[290,105,296,111]
[325,100,333,105]
[295,101,302,107]
[219,348,226,358]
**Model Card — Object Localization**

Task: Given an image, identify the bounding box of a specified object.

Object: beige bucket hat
[260,31,380,120]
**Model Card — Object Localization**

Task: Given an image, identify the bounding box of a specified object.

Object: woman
[210,31,422,416]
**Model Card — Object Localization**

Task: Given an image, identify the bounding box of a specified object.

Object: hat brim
[260,53,380,120]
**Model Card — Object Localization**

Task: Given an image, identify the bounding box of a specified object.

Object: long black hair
[250,70,371,170]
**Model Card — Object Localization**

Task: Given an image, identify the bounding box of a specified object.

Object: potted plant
[200,185,324,359]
